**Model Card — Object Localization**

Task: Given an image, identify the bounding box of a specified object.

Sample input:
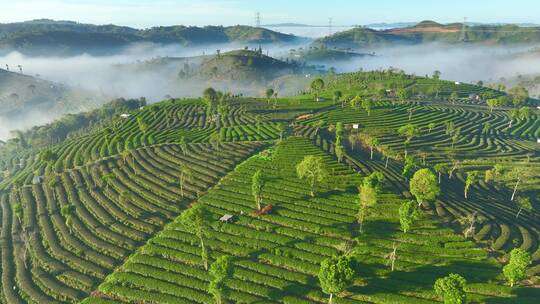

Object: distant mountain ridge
[315,20,540,49]
[0,19,303,56]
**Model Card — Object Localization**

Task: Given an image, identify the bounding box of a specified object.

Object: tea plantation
[0,71,539,303]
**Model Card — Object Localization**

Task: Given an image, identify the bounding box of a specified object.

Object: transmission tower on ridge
[460,17,468,42]
[256,12,261,28]
[328,17,333,36]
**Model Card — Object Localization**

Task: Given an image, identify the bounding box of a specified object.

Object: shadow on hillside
[484,287,540,304]
[356,220,401,240]
[350,259,502,296]
[266,276,322,302]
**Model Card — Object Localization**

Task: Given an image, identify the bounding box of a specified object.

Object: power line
[460,17,468,42]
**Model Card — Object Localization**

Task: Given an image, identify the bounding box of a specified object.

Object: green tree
[362,99,373,116]
[398,124,419,156]
[208,256,233,304]
[397,88,411,103]
[203,87,218,104]
[518,106,531,121]
[265,88,275,103]
[507,109,519,128]
[515,196,532,219]
[357,183,377,234]
[296,155,328,197]
[410,168,440,207]
[251,170,265,210]
[398,124,419,145]
[434,163,448,184]
[367,136,379,160]
[508,86,529,107]
[311,78,325,101]
[503,248,531,287]
[318,255,355,304]
[505,166,535,201]
[180,204,212,270]
[277,123,287,141]
[335,122,344,145]
[137,117,148,134]
[434,273,467,304]
[333,90,343,104]
[334,144,345,163]
[482,122,491,135]
[486,98,500,112]
[464,171,478,199]
[427,122,437,133]
[399,200,417,233]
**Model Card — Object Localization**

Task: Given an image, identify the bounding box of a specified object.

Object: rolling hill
[315,20,540,49]
[114,49,319,96]
[0,70,539,304]
[0,20,303,56]
[0,68,103,139]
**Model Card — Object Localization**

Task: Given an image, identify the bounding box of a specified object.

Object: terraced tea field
[0,71,539,303]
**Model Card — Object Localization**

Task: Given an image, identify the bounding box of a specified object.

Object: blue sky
[0,0,538,28]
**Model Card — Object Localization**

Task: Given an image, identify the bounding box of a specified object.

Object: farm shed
[32,176,44,185]
[219,214,235,223]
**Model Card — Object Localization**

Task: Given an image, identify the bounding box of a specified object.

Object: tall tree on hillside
[137,117,148,134]
[265,88,275,104]
[278,123,287,141]
[367,136,379,160]
[251,170,265,210]
[397,88,411,103]
[433,163,448,184]
[357,182,376,234]
[486,98,501,112]
[464,171,479,199]
[518,106,531,121]
[318,255,355,304]
[208,256,233,304]
[348,133,359,151]
[311,78,325,101]
[297,155,328,197]
[427,122,437,133]
[333,90,343,105]
[505,166,535,201]
[335,122,344,145]
[357,172,384,233]
[434,273,467,304]
[180,204,212,270]
[334,144,345,163]
[503,248,531,287]
[398,124,419,156]
[507,109,519,128]
[362,99,373,116]
[508,86,529,107]
[399,200,417,233]
[515,196,532,219]
[410,168,440,208]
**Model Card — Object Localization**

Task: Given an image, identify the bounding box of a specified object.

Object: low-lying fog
[1,41,540,140]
